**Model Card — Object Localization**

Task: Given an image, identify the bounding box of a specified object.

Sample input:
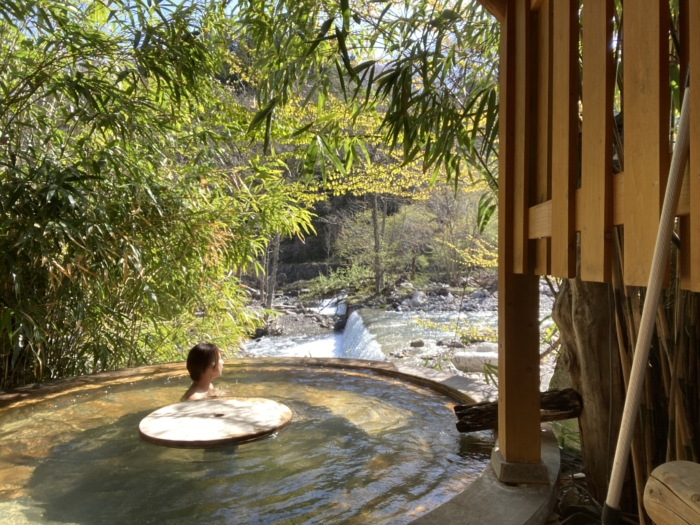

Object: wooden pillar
[580,0,614,283]
[496,0,542,469]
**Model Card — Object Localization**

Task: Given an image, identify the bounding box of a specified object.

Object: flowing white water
[243,312,384,361]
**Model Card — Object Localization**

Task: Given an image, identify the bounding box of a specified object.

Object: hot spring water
[0,365,490,524]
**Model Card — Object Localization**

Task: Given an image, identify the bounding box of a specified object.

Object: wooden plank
[530,0,545,11]
[623,0,669,286]
[512,0,532,274]
[497,0,541,466]
[688,0,700,291]
[549,0,577,278]
[644,461,700,525]
[534,0,551,276]
[528,171,690,241]
[580,0,613,283]
[679,0,691,289]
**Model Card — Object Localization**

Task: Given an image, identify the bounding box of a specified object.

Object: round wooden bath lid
[139,398,292,448]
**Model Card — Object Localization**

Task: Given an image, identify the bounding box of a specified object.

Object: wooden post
[623,0,670,286]
[580,0,614,283]
[496,0,542,472]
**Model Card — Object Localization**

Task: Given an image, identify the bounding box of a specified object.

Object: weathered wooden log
[454,388,583,433]
[644,461,700,525]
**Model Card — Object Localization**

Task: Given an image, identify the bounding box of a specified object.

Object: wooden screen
[509,0,700,291]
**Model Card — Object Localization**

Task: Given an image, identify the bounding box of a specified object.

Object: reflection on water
[0,366,490,525]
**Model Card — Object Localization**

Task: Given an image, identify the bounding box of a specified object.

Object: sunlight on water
[0,366,490,525]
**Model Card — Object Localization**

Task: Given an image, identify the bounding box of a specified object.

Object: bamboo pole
[602,84,692,524]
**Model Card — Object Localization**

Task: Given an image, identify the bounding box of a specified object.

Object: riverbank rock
[439,339,466,349]
[473,342,498,354]
[410,291,427,307]
[409,339,425,348]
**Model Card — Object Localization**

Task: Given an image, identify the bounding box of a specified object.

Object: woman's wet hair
[186,342,220,381]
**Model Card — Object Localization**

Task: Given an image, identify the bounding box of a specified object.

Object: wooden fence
[491,0,700,469]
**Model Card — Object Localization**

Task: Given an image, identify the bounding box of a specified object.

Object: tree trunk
[265,232,281,310]
[552,277,629,505]
[371,194,384,293]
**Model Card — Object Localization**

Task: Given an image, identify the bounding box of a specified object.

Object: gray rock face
[409,339,425,348]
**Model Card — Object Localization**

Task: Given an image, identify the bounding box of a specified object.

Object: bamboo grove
[0,0,314,389]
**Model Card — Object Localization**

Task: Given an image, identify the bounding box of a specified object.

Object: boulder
[410,291,428,307]
[451,349,498,373]
[473,342,498,354]
[409,339,425,348]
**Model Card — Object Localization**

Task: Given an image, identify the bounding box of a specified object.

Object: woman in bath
[182,342,224,401]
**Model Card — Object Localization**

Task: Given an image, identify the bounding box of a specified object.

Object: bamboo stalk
[655,304,672,398]
[611,229,648,523]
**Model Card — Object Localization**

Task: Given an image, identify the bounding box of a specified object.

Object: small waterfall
[340,312,385,361]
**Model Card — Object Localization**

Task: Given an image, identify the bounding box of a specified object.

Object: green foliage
[412,317,497,345]
[0,0,313,389]
[302,263,375,298]
[235,0,501,192]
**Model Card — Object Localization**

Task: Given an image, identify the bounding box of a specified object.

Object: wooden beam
[478,0,506,23]
[688,1,700,291]
[580,0,614,283]
[530,0,545,11]
[534,0,552,276]
[497,0,541,465]
[527,171,691,242]
[623,0,669,286]
[549,0,577,278]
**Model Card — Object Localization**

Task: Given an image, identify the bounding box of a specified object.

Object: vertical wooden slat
[689,0,700,292]
[623,0,669,287]
[513,0,532,274]
[534,0,552,276]
[497,0,541,466]
[550,0,577,278]
[580,0,614,282]
[680,0,691,289]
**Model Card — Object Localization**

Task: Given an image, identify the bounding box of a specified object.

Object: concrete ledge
[410,427,560,525]
[0,357,497,413]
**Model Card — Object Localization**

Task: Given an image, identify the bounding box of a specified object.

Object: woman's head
[186,342,223,381]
